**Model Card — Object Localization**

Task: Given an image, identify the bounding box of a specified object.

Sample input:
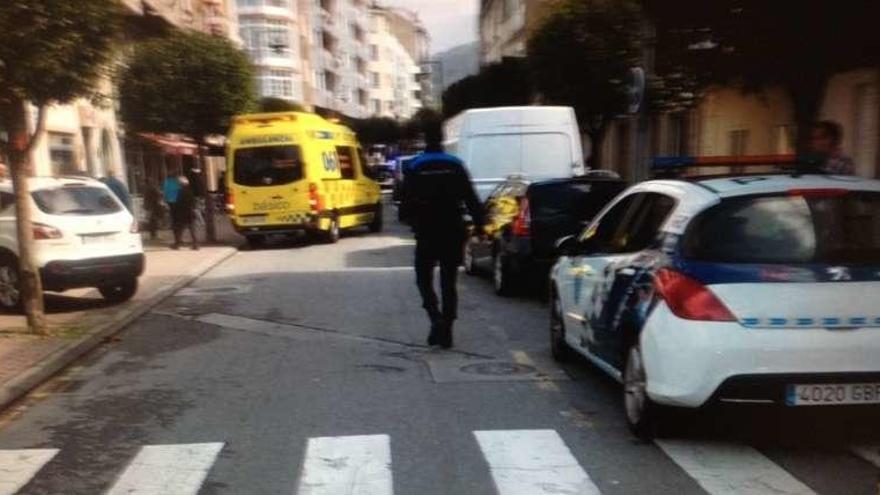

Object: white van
[444,106,585,200]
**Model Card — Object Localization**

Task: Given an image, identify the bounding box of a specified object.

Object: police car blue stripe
[850,317,868,326]
[823,317,841,326]
[796,318,815,326]
[742,318,760,327]
[769,318,788,326]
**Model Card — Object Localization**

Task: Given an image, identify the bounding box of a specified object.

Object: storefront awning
[135,133,199,156]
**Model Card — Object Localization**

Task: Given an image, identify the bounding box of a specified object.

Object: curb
[0,247,239,412]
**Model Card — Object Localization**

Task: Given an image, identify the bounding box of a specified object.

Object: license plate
[81,234,115,244]
[786,383,880,406]
[240,216,266,225]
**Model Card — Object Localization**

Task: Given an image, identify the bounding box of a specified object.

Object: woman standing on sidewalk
[169,176,199,250]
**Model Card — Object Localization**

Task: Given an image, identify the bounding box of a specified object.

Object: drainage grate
[459,362,536,376]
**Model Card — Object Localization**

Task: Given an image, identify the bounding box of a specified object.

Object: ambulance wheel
[369,203,383,233]
[245,235,265,248]
[324,217,340,244]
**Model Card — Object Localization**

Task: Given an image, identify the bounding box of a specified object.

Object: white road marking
[851,445,880,468]
[473,429,600,495]
[105,443,224,495]
[0,449,58,495]
[656,440,815,495]
[297,434,393,495]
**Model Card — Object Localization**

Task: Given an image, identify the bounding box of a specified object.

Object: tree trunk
[4,97,47,334]
[586,124,608,170]
[196,137,216,243]
[788,73,830,159]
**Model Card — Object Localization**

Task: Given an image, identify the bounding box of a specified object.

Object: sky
[383,0,479,54]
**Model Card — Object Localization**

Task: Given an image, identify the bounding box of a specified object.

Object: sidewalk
[0,226,241,411]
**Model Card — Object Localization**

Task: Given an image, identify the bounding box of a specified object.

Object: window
[259,69,295,98]
[336,146,357,180]
[584,193,675,254]
[233,146,304,186]
[0,192,15,212]
[370,72,380,88]
[31,187,122,215]
[684,192,880,264]
[369,44,378,61]
[371,99,381,114]
[48,132,76,175]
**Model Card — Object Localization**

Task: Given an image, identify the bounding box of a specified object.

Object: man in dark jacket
[400,117,484,348]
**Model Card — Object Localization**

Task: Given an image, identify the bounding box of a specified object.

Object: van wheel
[624,344,666,440]
[550,292,574,362]
[324,216,340,244]
[368,203,383,233]
[0,254,22,312]
[493,251,516,296]
[99,278,138,304]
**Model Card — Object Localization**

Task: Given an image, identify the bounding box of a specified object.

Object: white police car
[549,172,880,438]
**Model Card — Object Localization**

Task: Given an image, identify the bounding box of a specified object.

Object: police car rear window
[683,191,880,264]
[234,146,303,186]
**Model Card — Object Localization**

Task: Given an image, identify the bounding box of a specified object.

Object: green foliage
[403,107,443,139]
[119,30,256,139]
[352,117,402,146]
[258,97,305,113]
[0,0,122,106]
[442,58,533,119]
[527,0,644,136]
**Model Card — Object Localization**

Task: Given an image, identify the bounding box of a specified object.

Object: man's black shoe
[439,319,453,349]
[427,320,441,346]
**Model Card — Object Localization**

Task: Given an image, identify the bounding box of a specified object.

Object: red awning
[136,133,199,156]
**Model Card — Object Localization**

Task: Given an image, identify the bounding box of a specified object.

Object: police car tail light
[308,183,324,211]
[512,197,531,237]
[654,268,736,322]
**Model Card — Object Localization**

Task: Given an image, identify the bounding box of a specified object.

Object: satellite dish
[626,67,645,114]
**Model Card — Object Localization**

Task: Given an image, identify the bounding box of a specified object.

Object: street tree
[647,0,880,153]
[119,30,255,242]
[528,0,645,167]
[441,58,532,119]
[258,97,305,113]
[0,0,122,332]
[352,117,402,147]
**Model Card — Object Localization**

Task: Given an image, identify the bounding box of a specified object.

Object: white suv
[0,177,144,311]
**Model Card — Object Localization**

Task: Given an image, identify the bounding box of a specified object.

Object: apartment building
[298,0,371,118]
[367,6,423,119]
[479,0,555,64]
[237,0,305,102]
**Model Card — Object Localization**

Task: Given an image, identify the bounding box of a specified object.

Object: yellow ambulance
[225,111,382,246]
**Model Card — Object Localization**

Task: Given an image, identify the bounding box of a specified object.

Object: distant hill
[434,41,480,90]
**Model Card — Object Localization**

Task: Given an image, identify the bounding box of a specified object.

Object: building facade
[367,6,423,120]
[479,0,555,65]
[237,0,305,102]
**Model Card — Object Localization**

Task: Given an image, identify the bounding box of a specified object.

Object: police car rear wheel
[624,344,663,440]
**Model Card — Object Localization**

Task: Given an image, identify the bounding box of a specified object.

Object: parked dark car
[465,173,627,295]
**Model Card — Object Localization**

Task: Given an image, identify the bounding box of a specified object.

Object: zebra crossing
[0,432,877,495]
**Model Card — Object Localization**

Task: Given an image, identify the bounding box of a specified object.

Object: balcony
[237,2,294,20]
[247,48,300,70]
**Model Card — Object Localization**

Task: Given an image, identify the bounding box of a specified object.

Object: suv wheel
[0,255,21,312]
[99,277,138,304]
[493,251,515,296]
[550,292,573,362]
[624,344,663,440]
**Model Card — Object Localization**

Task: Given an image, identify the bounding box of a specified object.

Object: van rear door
[231,144,309,224]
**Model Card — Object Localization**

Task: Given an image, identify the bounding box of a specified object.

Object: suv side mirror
[555,235,579,256]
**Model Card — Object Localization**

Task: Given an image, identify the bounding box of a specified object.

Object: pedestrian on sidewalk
[809,120,855,175]
[100,168,131,211]
[400,116,484,349]
[143,182,162,241]
[171,175,199,250]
